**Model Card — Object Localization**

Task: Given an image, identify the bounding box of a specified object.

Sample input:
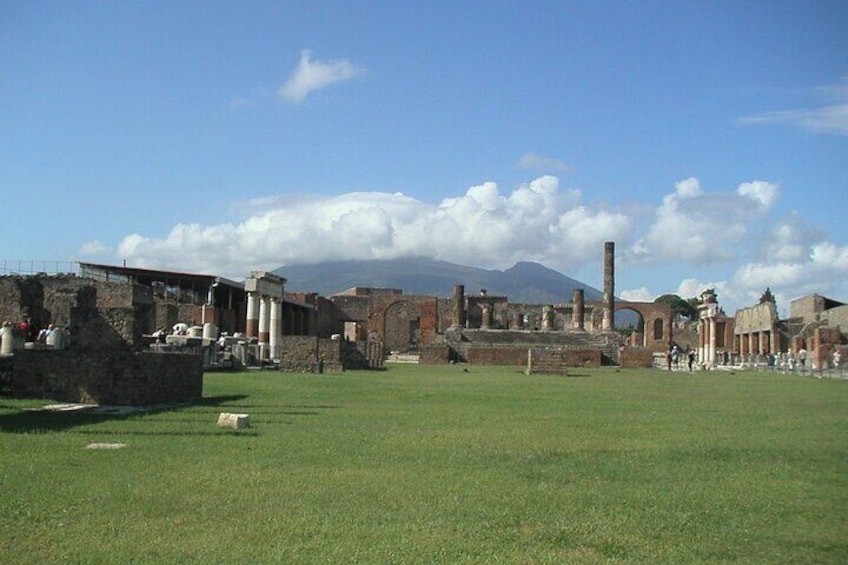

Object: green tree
[655,294,699,320]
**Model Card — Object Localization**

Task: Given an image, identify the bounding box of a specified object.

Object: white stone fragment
[85,443,127,449]
[217,412,250,430]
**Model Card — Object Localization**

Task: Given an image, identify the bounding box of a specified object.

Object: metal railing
[0,260,78,276]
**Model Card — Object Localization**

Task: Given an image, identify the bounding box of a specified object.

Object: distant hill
[274,257,603,304]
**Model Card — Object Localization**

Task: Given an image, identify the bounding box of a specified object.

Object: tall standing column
[269,297,281,361]
[709,317,717,367]
[452,285,466,329]
[258,296,270,361]
[572,289,585,331]
[698,319,705,363]
[246,291,259,338]
[602,241,615,331]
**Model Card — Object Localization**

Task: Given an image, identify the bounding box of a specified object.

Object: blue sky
[2,1,846,314]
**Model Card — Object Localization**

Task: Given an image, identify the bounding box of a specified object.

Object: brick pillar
[572,289,585,331]
[602,241,615,331]
[452,285,466,329]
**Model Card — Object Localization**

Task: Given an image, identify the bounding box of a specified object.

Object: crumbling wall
[278,336,343,373]
[525,347,603,374]
[11,349,203,405]
[420,344,450,365]
[619,347,655,368]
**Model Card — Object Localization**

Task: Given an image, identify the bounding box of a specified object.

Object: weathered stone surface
[218,412,250,430]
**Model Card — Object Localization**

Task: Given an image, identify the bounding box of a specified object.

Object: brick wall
[11,349,203,405]
[420,345,450,364]
[526,348,603,374]
[465,347,528,366]
[619,347,655,368]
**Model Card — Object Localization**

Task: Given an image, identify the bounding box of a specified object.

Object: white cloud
[632,177,780,266]
[109,174,847,316]
[739,78,848,136]
[278,49,365,103]
[114,176,630,280]
[619,287,653,302]
[78,240,110,256]
[737,180,778,209]
[518,152,571,172]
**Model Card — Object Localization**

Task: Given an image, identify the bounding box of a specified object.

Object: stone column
[512,312,524,329]
[269,297,281,361]
[246,291,259,338]
[572,289,585,331]
[452,285,466,329]
[480,303,492,329]
[709,317,717,367]
[541,305,554,331]
[602,241,615,331]
[697,319,704,363]
[258,296,270,361]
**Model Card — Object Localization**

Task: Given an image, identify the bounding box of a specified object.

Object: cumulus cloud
[737,180,778,209]
[278,49,365,102]
[739,77,848,136]
[631,178,778,265]
[110,173,847,315]
[518,152,571,172]
[115,175,628,280]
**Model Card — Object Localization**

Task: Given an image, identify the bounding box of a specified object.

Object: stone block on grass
[217,412,250,430]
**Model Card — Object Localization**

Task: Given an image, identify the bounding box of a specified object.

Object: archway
[614,301,673,352]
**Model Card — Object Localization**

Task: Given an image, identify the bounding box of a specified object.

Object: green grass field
[2,365,847,564]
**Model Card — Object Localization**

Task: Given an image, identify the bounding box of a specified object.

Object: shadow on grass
[0,394,250,434]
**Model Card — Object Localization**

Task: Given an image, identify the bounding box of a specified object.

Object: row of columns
[449,242,611,332]
[736,330,774,356]
[245,271,286,362]
[698,316,718,366]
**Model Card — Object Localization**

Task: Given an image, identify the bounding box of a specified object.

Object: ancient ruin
[3,239,844,404]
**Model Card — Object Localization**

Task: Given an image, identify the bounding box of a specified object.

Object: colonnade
[735,329,774,357]
[245,271,286,362]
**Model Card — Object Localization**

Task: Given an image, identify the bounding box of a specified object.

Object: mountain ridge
[273,257,603,304]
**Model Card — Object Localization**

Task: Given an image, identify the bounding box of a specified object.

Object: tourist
[798,347,807,370]
[687,348,695,372]
[833,350,841,372]
[19,318,34,342]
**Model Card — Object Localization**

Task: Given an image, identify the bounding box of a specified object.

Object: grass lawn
[1,365,847,563]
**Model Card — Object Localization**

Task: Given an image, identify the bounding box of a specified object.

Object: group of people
[666,343,697,372]
[0,318,67,350]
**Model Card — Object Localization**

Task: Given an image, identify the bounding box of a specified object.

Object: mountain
[274,257,603,304]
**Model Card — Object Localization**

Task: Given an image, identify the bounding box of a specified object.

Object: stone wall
[735,302,777,333]
[278,335,344,373]
[420,344,450,365]
[465,347,528,366]
[11,349,203,405]
[525,347,604,374]
[619,347,655,368]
